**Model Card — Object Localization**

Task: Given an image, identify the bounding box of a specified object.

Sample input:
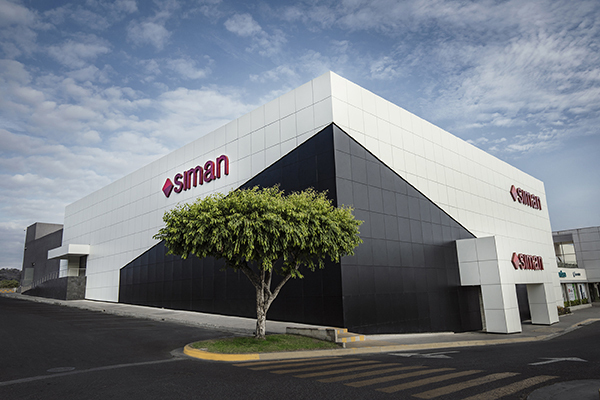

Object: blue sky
[1,0,599,269]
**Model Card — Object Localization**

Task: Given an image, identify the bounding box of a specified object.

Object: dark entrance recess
[119,124,482,334]
[516,284,532,321]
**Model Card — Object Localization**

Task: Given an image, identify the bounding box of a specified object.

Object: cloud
[0,59,31,84]
[250,65,297,84]
[183,0,223,19]
[0,221,28,269]
[369,56,404,80]
[127,20,171,50]
[47,36,111,69]
[0,0,41,57]
[112,0,138,14]
[44,0,137,29]
[67,65,112,83]
[272,0,598,157]
[166,57,212,80]
[224,13,262,36]
[0,0,36,27]
[224,13,286,57]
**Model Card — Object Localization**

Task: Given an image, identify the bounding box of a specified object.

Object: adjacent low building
[553,226,600,307]
[26,72,563,334]
[20,222,86,300]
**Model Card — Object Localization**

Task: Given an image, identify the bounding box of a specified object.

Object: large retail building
[26,72,562,334]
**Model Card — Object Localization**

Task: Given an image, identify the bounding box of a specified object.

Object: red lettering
[191,166,203,187]
[204,160,215,182]
[173,173,184,193]
[518,254,524,269]
[510,185,542,211]
[216,155,229,178]
[513,253,544,271]
[163,155,229,197]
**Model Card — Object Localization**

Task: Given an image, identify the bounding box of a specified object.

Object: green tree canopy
[0,279,19,288]
[154,186,362,339]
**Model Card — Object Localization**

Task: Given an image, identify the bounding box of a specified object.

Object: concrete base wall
[22,276,86,300]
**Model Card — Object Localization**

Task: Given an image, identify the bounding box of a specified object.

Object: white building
[41,72,561,334]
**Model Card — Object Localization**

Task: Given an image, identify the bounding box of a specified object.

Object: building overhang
[48,244,90,260]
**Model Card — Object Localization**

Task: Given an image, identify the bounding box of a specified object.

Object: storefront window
[555,242,578,268]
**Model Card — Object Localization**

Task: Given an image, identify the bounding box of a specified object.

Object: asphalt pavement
[3,293,600,399]
[3,292,599,352]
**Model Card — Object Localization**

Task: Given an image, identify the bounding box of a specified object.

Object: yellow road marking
[413,372,519,398]
[294,362,394,378]
[319,366,426,383]
[460,375,558,400]
[346,368,454,388]
[272,360,378,374]
[377,370,482,393]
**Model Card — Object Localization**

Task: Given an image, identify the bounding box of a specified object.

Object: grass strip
[190,334,341,354]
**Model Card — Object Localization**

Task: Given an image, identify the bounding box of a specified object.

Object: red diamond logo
[511,252,520,270]
[162,178,174,198]
[510,185,518,202]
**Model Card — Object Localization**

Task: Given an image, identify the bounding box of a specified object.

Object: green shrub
[0,279,19,288]
[557,306,570,315]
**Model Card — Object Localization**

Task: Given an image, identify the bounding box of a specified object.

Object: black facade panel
[119,125,344,328]
[119,123,481,334]
[332,125,481,334]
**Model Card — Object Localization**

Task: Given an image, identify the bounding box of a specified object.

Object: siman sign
[510,185,542,210]
[512,252,544,271]
[162,155,229,198]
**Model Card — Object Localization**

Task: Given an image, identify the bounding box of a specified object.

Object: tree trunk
[255,301,267,339]
[244,265,299,340]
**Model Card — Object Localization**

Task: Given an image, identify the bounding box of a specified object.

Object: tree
[154,186,362,339]
[0,279,19,288]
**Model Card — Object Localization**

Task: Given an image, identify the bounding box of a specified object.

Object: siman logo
[510,185,542,210]
[511,252,544,271]
[162,155,229,198]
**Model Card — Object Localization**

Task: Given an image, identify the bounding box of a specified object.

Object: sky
[1,0,599,270]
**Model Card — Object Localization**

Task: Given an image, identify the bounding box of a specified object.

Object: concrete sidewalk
[3,292,599,355]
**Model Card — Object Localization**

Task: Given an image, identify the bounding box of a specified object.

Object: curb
[184,345,260,361]
[183,336,547,362]
[182,319,600,362]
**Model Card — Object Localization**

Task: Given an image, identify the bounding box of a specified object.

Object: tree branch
[238,262,261,290]
[265,263,300,312]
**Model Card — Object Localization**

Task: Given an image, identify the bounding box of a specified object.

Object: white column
[480,284,521,333]
[527,283,559,325]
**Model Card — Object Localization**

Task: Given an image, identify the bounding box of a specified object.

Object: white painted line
[460,375,558,400]
[529,357,587,365]
[376,370,481,393]
[413,372,519,399]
